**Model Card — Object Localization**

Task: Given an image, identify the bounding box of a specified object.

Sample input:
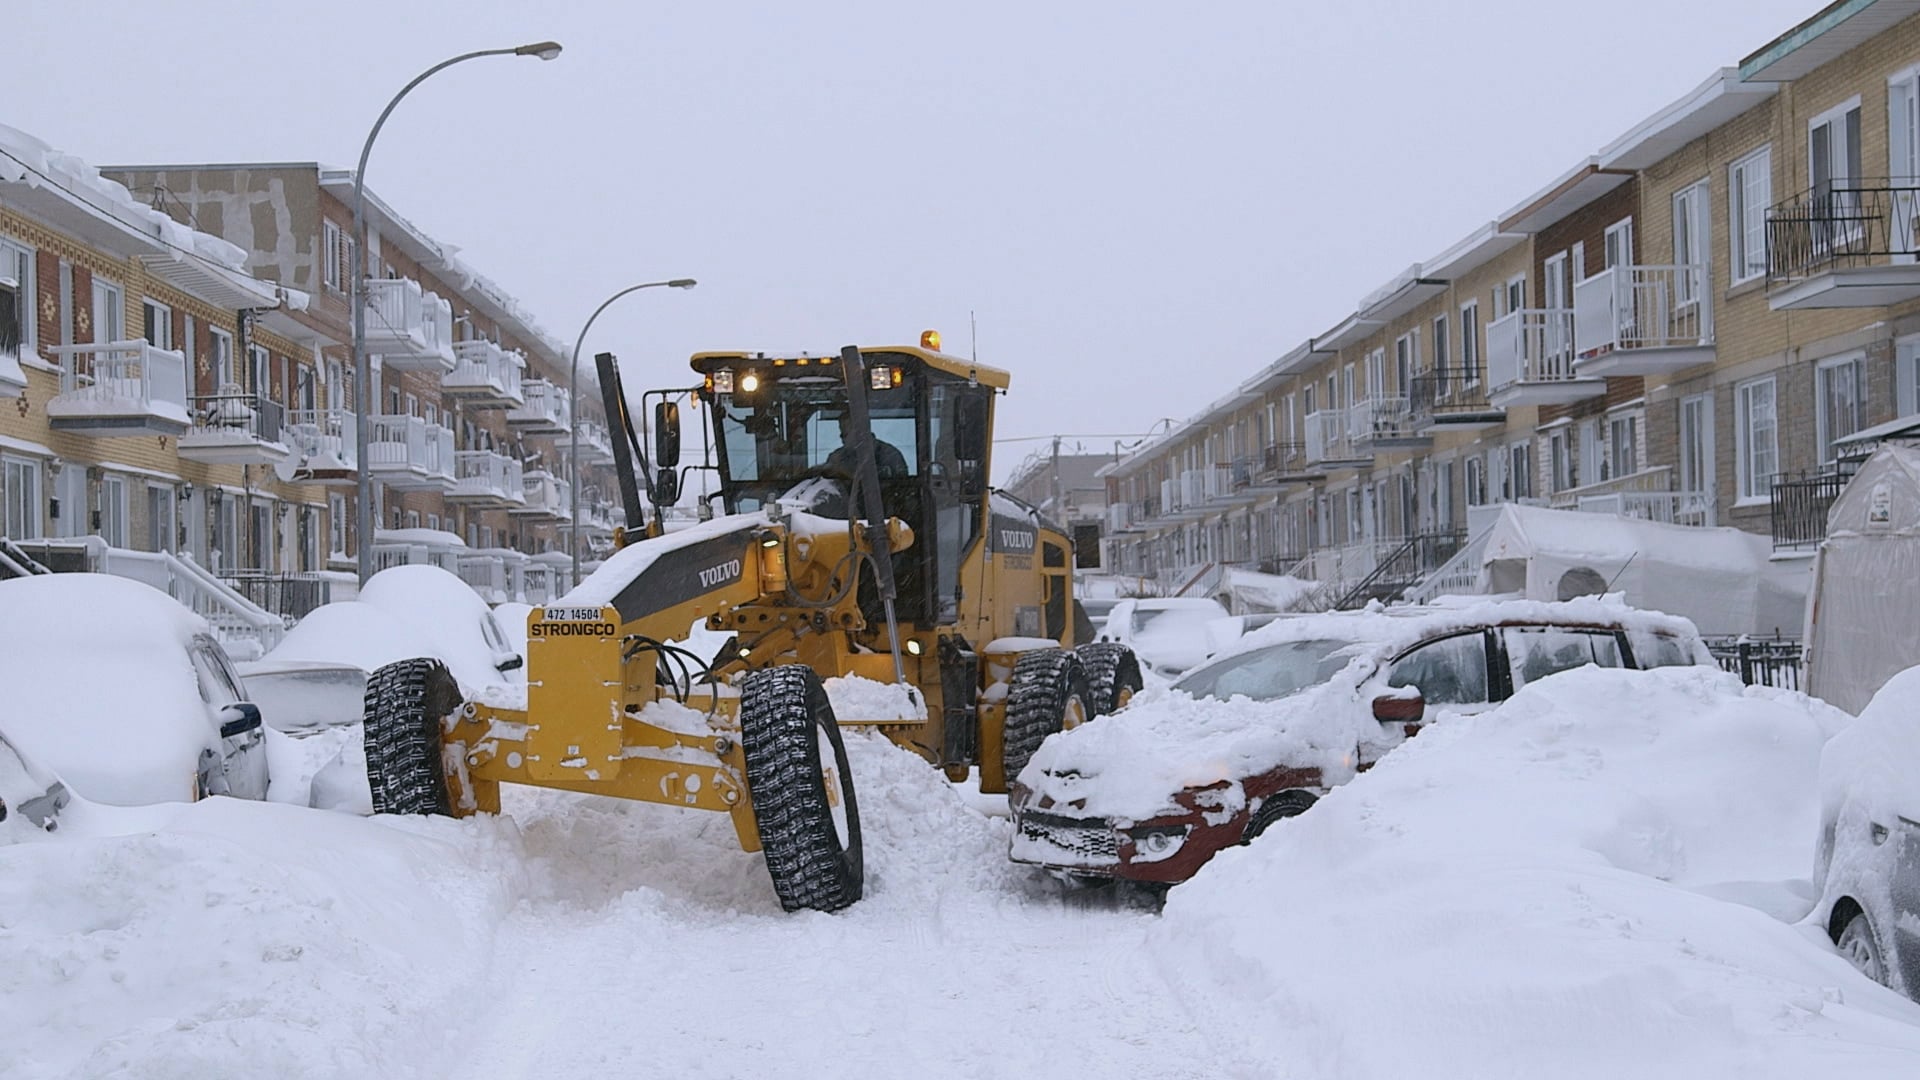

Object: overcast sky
[14,0,1817,480]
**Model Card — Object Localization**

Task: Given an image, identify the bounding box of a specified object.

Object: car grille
[1013,810,1120,866]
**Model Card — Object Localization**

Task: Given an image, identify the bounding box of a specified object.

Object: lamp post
[353,40,563,585]
[567,278,697,582]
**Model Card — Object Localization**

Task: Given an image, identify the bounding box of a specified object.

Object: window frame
[1459,301,1480,385]
[1728,145,1773,285]
[1815,351,1866,467]
[142,297,173,351]
[3,453,42,540]
[1,236,36,358]
[1735,375,1779,504]
[1386,628,1494,708]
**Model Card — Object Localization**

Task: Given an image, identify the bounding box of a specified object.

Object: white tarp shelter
[1475,504,1808,639]
[1805,443,1920,713]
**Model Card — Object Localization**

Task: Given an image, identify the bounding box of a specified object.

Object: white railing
[9,537,285,658]
[367,415,454,485]
[518,470,573,518]
[521,562,554,606]
[1160,476,1182,514]
[508,379,570,431]
[47,341,191,425]
[371,531,462,575]
[363,277,424,347]
[448,339,526,402]
[1109,502,1134,532]
[1348,396,1415,444]
[452,450,525,503]
[1485,309,1576,389]
[1306,409,1362,464]
[572,419,615,462]
[1401,528,1491,605]
[284,408,357,473]
[420,292,455,364]
[457,548,526,604]
[1574,264,1713,358]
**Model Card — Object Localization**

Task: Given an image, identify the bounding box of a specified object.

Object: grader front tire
[1001,649,1091,784]
[1075,642,1143,717]
[363,658,463,816]
[739,665,864,913]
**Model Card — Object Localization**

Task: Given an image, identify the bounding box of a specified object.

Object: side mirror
[1371,691,1424,724]
[653,468,680,507]
[955,391,990,463]
[217,701,264,738]
[496,653,525,674]
[654,401,681,469]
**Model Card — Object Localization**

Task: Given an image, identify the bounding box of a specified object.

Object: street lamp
[352,40,563,585]
[567,278,698,581]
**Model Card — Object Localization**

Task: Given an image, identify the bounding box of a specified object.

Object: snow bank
[1821,665,1920,835]
[823,674,928,722]
[1154,666,1920,1078]
[0,796,524,1079]
[0,574,214,806]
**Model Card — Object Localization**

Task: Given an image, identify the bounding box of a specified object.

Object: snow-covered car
[1097,597,1236,677]
[0,573,268,806]
[262,565,522,694]
[233,659,368,735]
[1814,665,1920,1001]
[1011,598,1710,885]
[0,729,67,836]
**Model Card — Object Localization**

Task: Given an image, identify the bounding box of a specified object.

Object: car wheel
[1836,909,1888,986]
[1243,789,1317,843]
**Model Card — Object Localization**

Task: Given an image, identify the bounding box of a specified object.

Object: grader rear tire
[1002,649,1090,784]
[363,658,463,816]
[739,665,864,913]
[1075,642,1144,717]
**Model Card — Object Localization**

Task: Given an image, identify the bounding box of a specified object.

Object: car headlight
[1126,824,1192,863]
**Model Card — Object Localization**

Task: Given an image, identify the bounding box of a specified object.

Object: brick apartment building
[1104,0,1920,607]
[0,122,621,630]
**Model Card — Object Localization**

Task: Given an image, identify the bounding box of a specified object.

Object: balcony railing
[573,419,616,464]
[1771,470,1850,551]
[446,340,525,406]
[457,547,527,605]
[366,414,455,490]
[179,390,288,465]
[1551,466,1715,528]
[1573,265,1713,361]
[450,450,526,506]
[515,469,573,519]
[1486,309,1576,389]
[45,340,190,435]
[1767,180,1920,283]
[1409,367,1501,423]
[1305,409,1366,465]
[507,378,571,434]
[282,408,357,482]
[363,279,456,371]
[1348,396,1423,446]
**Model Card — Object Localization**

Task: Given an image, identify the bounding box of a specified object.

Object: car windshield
[1172,638,1366,702]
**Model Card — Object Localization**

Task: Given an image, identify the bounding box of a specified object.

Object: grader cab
[361,337,1142,912]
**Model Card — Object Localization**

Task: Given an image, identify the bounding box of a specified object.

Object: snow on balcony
[1349,396,1430,450]
[277,408,357,485]
[448,450,526,507]
[45,341,190,436]
[363,279,455,373]
[178,389,290,466]
[513,469,572,520]
[506,378,570,435]
[446,339,526,407]
[366,414,455,491]
[1306,409,1370,467]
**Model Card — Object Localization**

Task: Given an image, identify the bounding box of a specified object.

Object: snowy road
[448,733,1228,1080]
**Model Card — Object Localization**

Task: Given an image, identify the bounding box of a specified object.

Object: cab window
[1625,630,1696,670]
[1503,627,1623,690]
[1386,631,1491,705]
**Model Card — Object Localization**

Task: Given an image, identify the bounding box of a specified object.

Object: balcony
[507,378,570,435]
[513,469,572,521]
[363,279,456,373]
[445,340,526,408]
[1549,466,1715,528]
[1572,265,1714,376]
[1771,470,1850,552]
[278,408,357,485]
[1410,369,1504,432]
[45,341,190,436]
[530,551,575,602]
[372,528,462,576]
[1108,502,1140,533]
[447,450,526,508]
[1485,309,1601,408]
[366,414,456,491]
[457,547,527,605]
[1259,441,1323,483]
[1766,181,1920,310]
[1305,409,1370,468]
[178,390,290,466]
[571,420,616,465]
[1348,396,1431,452]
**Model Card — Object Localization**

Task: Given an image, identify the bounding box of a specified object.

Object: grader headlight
[711,368,735,394]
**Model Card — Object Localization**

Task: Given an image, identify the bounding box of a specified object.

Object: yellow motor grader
[362,336,1142,911]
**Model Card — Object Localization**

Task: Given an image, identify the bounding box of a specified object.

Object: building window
[1549,429,1573,493]
[1460,302,1479,384]
[323,220,344,291]
[1679,394,1715,499]
[1509,441,1533,500]
[1431,314,1449,385]
[1604,217,1635,270]
[1504,275,1525,317]
[1464,455,1486,506]
[1608,413,1640,480]
[99,475,129,548]
[1736,377,1778,502]
[1,237,35,356]
[147,483,176,553]
[329,493,348,558]
[211,328,236,389]
[248,344,270,394]
[1816,353,1865,465]
[142,298,173,351]
[3,455,42,539]
[92,278,125,344]
[1728,146,1772,284]
[1810,98,1863,200]
[1671,181,1708,305]
[1580,419,1603,485]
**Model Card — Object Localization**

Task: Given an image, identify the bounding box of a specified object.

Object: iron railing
[1770,470,1850,551]
[1705,635,1804,690]
[186,391,285,447]
[1409,368,1498,420]
[1767,180,1920,284]
[220,571,341,622]
[1332,531,1466,610]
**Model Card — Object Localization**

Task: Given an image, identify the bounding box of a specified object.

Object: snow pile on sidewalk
[1153,665,1920,1079]
[0,797,524,1079]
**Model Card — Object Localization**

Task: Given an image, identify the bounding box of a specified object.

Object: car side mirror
[496,653,525,674]
[217,701,263,738]
[1371,691,1424,724]
[654,401,681,469]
